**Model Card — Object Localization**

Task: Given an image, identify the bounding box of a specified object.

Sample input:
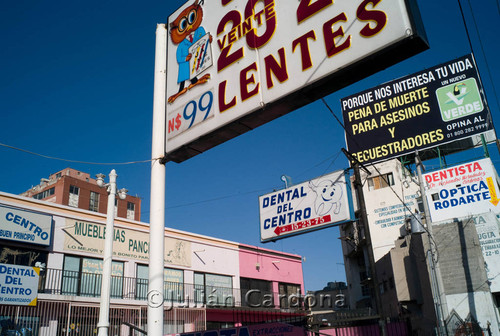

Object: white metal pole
[98,169,117,336]
[148,23,167,336]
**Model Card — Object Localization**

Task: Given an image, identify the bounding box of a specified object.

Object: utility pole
[415,152,449,335]
[342,149,387,336]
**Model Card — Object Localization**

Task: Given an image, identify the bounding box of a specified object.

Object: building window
[164,268,184,302]
[194,273,233,306]
[279,283,301,308]
[33,187,55,200]
[135,265,184,302]
[61,256,80,295]
[0,246,47,267]
[240,278,272,307]
[127,202,135,220]
[136,264,149,300]
[89,191,99,212]
[68,185,79,207]
[114,198,118,217]
[62,256,123,298]
[368,173,395,191]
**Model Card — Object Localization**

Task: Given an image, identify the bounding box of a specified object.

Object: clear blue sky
[1,0,499,291]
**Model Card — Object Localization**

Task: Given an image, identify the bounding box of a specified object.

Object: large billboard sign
[0,264,39,306]
[424,158,500,223]
[342,54,494,165]
[0,205,52,246]
[165,0,428,162]
[259,170,354,242]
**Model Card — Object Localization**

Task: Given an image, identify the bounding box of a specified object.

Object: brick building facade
[20,168,141,221]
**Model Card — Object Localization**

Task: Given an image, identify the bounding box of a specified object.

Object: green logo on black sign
[436,78,483,121]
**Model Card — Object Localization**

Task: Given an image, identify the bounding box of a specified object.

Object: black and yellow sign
[341,54,494,164]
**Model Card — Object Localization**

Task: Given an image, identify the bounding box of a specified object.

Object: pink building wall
[238,244,305,293]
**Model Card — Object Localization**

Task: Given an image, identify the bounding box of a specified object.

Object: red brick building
[20,168,141,221]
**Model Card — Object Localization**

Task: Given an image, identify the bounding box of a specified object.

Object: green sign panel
[436,78,483,121]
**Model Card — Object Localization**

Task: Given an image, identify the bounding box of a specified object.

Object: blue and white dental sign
[0,205,53,246]
[259,170,354,242]
[0,264,40,306]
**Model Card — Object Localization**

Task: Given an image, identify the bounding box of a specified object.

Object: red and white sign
[259,170,353,242]
[165,0,427,162]
[424,158,500,222]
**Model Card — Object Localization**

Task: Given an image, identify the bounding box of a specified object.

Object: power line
[295,150,343,181]
[459,0,500,127]
[142,151,346,214]
[0,142,153,165]
[2,137,346,214]
[165,187,269,210]
[320,97,440,258]
[365,159,441,261]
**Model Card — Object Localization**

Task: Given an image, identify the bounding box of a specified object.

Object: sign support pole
[342,149,387,336]
[415,152,449,335]
[353,163,387,336]
[148,23,167,336]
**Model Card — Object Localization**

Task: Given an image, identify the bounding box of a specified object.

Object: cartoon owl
[168,0,212,103]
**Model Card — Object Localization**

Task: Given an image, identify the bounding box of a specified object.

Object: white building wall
[0,191,242,304]
[190,242,239,279]
[446,292,499,332]
[361,159,420,261]
[0,190,305,336]
[342,159,421,308]
[45,208,240,282]
[47,252,64,270]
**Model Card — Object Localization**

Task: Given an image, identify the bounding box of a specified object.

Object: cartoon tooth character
[168,0,212,104]
[309,179,343,216]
